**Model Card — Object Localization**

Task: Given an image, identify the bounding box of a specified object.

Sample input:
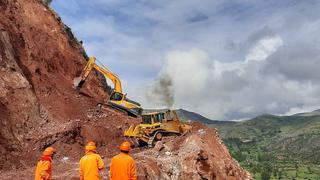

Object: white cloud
[142,34,284,119]
[245,35,283,62]
[212,34,283,77]
[283,105,320,116]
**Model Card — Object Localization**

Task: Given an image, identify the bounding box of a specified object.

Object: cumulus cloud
[143,27,320,120]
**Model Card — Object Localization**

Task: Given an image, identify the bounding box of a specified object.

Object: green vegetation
[43,0,53,6]
[209,114,320,180]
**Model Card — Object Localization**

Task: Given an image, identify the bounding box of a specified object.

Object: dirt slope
[0,0,136,169]
[0,0,251,179]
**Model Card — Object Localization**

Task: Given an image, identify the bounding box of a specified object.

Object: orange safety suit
[79,151,104,180]
[110,152,137,180]
[34,156,52,180]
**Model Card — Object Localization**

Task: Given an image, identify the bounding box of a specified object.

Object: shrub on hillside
[43,0,53,6]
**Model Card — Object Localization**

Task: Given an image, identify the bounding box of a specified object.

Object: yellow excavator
[74,57,142,117]
[124,109,191,147]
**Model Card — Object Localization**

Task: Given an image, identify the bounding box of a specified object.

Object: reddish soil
[0,0,137,170]
[0,0,251,179]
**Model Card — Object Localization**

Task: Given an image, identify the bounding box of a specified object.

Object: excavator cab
[109,92,123,101]
[108,92,142,117]
[74,57,142,117]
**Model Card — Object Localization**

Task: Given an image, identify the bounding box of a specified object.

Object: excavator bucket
[73,77,82,89]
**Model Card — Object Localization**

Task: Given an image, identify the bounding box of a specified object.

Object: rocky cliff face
[0,0,251,179]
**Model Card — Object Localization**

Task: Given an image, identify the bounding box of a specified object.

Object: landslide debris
[135,123,251,180]
[0,0,251,179]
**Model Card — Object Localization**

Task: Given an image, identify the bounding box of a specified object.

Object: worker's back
[110,152,137,180]
[79,152,104,180]
[35,159,52,180]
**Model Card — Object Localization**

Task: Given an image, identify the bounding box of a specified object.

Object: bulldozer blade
[124,137,139,148]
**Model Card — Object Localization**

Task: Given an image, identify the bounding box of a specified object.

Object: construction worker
[79,141,104,180]
[34,147,55,180]
[110,141,137,180]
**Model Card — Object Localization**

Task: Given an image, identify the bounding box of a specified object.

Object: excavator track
[96,103,127,115]
[96,102,140,118]
[108,101,140,117]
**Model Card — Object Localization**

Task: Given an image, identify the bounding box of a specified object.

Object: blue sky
[52,0,320,120]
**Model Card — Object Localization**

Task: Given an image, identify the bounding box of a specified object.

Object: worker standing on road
[79,141,104,180]
[34,147,55,180]
[110,141,137,180]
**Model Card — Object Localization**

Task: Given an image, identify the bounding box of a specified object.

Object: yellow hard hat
[43,147,55,156]
[85,141,96,152]
[120,141,131,152]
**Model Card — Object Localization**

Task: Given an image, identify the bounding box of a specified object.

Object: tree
[43,0,53,6]
[261,163,272,180]
[273,168,278,177]
[307,166,311,173]
[233,151,246,162]
[278,170,283,179]
[294,164,299,177]
[261,169,272,180]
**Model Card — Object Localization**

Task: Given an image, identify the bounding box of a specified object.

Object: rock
[198,128,206,135]
[153,141,164,152]
[163,142,174,151]
[61,157,69,163]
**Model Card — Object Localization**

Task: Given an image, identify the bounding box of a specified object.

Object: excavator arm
[93,63,122,93]
[73,56,142,117]
[74,57,122,92]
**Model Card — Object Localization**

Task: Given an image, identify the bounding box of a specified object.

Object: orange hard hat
[43,147,55,156]
[85,141,96,152]
[120,141,131,151]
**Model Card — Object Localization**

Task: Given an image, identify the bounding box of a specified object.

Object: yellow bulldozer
[124,109,191,147]
[74,57,142,117]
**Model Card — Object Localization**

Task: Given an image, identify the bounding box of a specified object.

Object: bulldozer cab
[141,112,166,124]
